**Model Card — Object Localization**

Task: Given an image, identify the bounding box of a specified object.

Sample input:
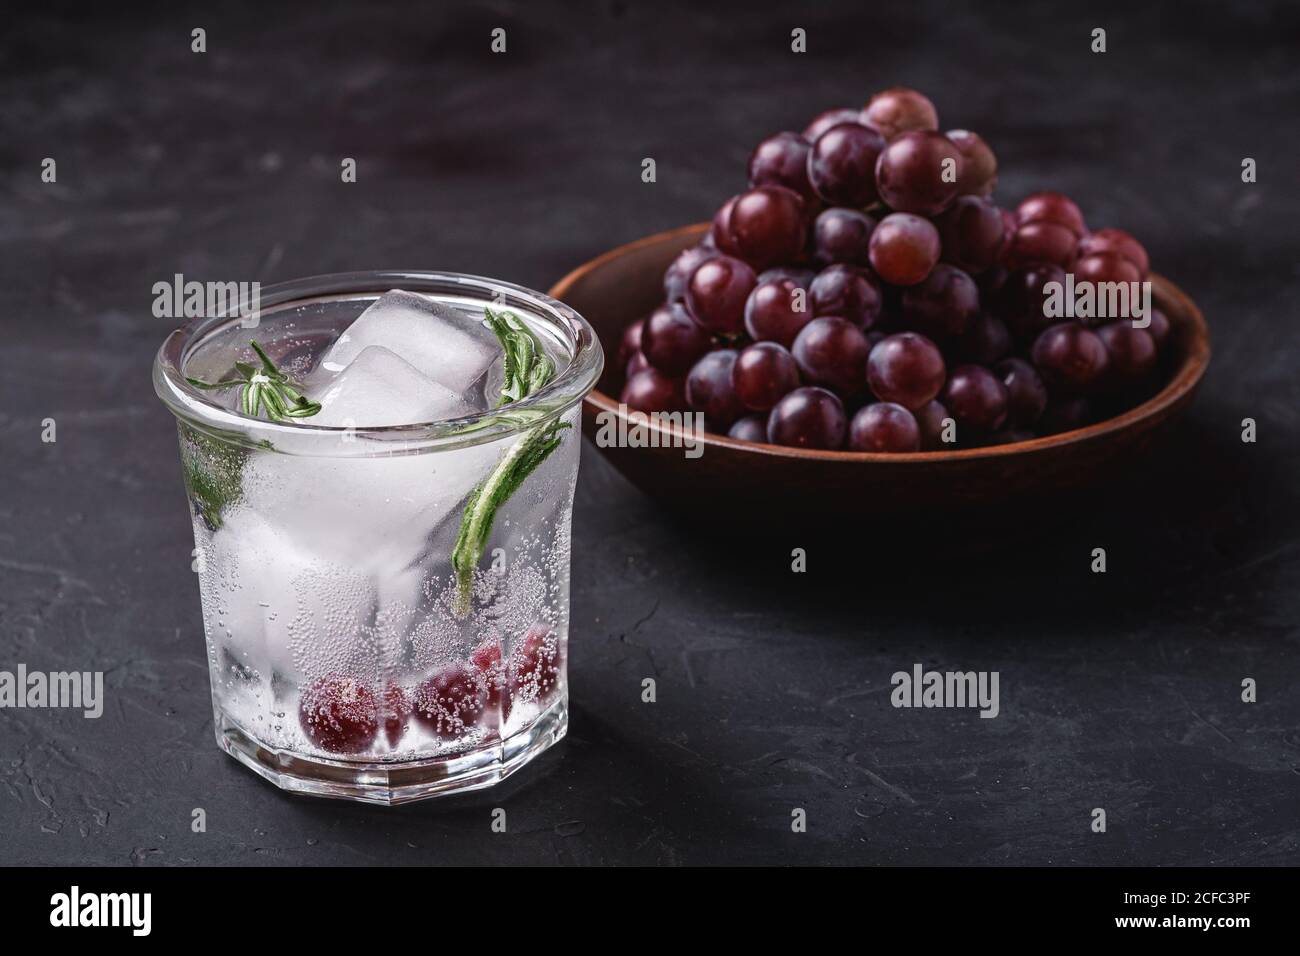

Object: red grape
[1003,221,1079,269]
[382,682,412,747]
[508,626,562,707]
[954,312,1012,365]
[946,129,997,196]
[994,357,1048,427]
[685,348,745,428]
[748,131,815,201]
[998,264,1066,341]
[1031,323,1109,391]
[625,349,650,378]
[849,402,921,452]
[1078,228,1149,278]
[792,316,870,397]
[807,122,886,206]
[1075,251,1141,287]
[1145,307,1171,351]
[875,130,963,216]
[641,302,711,374]
[617,318,644,368]
[727,414,769,442]
[686,255,756,334]
[732,342,801,412]
[900,263,979,339]
[813,207,876,266]
[978,263,1009,298]
[1000,207,1017,241]
[868,212,941,286]
[745,277,814,346]
[471,638,509,720]
[1097,323,1157,382]
[809,263,882,328]
[412,664,488,740]
[299,675,379,754]
[942,364,1009,433]
[663,245,716,304]
[861,87,939,140]
[967,312,1013,364]
[710,195,742,255]
[866,331,946,409]
[728,185,808,269]
[1038,395,1092,435]
[758,265,816,289]
[914,399,952,450]
[935,195,1005,273]
[766,387,847,449]
[621,366,684,412]
[1016,191,1087,237]
[804,107,862,141]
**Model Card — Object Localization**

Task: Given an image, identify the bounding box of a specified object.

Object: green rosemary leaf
[451,419,570,617]
[283,396,323,418]
[485,310,519,402]
[450,307,564,617]
[186,376,244,391]
[177,423,248,531]
[187,340,322,423]
[485,306,553,407]
[250,340,278,373]
[262,385,288,420]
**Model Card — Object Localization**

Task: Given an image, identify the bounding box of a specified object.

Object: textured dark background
[1,0,1298,866]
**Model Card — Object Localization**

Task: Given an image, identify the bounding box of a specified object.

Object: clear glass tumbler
[153,271,603,804]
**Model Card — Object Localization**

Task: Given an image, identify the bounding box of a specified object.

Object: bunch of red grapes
[297,627,561,753]
[618,86,1171,452]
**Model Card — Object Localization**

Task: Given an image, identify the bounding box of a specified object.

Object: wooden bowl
[550,224,1210,523]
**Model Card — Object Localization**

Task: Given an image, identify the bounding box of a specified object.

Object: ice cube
[310,345,472,427]
[200,507,376,685]
[239,422,506,575]
[319,289,500,396]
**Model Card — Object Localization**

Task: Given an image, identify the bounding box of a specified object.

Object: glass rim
[152,269,604,455]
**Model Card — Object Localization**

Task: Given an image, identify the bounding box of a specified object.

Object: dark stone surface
[1,0,1298,865]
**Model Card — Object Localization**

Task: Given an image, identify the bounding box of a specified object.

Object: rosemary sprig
[187,341,321,422]
[178,424,243,530]
[484,307,555,405]
[450,308,566,617]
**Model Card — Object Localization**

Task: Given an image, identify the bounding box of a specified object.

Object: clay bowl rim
[550,222,1211,464]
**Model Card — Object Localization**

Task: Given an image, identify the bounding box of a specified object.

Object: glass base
[214,700,568,805]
